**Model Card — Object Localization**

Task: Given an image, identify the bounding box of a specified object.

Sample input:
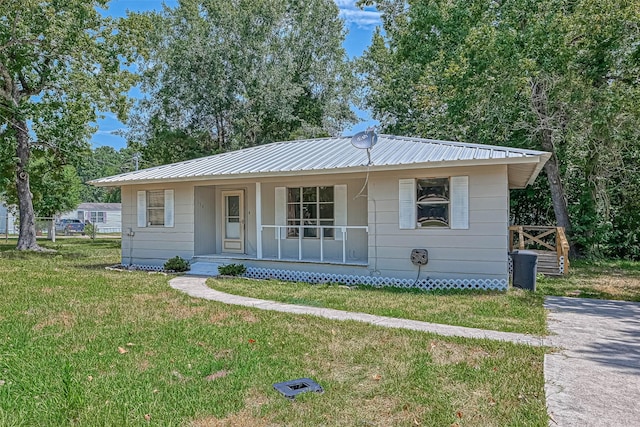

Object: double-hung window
[137,189,174,228]
[90,211,106,224]
[286,186,334,238]
[146,190,165,226]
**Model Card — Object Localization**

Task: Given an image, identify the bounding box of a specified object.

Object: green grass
[0,239,548,426]
[537,259,640,301]
[208,279,547,335]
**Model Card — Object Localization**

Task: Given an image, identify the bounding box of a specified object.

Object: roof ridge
[380,134,546,154]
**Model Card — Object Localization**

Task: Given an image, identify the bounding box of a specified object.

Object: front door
[222,190,244,253]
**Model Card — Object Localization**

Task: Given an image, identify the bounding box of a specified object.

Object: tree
[359,0,640,256]
[0,0,136,250]
[76,146,140,203]
[128,0,356,165]
[2,154,81,218]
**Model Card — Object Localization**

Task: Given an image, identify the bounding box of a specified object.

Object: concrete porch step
[188,262,221,277]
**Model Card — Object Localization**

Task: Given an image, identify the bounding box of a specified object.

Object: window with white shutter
[399,176,469,229]
[138,189,174,228]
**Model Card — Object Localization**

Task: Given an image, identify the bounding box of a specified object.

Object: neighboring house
[90,135,550,290]
[0,203,18,234]
[59,203,122,233]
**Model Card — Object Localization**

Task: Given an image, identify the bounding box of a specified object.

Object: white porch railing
[260,225,368,264]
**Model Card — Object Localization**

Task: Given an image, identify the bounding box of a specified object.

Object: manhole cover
[273,378,323,400]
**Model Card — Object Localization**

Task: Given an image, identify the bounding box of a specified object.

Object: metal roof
[77,203,121,211]
[90,134,550,189]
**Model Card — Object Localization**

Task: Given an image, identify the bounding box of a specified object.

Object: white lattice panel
[244,267,507,291]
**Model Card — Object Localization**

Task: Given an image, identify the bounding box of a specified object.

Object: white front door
[222,190,244,253]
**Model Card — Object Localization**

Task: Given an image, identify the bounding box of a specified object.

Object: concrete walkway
[170,276,545,346]
[169,277,640,426]
[544,297,640,426]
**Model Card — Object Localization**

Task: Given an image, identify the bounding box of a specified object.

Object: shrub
[218,263,246,276]
[164,256,190,272]
[84,222,96,239]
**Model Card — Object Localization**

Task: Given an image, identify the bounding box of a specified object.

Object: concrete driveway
[544,297,640,426]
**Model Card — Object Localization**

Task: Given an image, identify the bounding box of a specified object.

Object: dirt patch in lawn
[33,310,76,331]
[428,340,490,366]
[188,389,272,427]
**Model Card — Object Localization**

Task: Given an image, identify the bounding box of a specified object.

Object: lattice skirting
[244,267,508,291]
[559,256,565,274]
[118,264,166,272]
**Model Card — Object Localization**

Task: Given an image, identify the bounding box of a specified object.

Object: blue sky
[92,0,381,150]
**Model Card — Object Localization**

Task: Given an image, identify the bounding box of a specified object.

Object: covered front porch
[193,178,370,269]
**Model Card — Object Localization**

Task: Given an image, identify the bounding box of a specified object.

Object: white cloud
[334,0,381,29]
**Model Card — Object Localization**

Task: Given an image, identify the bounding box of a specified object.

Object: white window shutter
[398,179,416,229]
[275,187,286,238]
[137,191,146,227]
[450,176,469,229]
[164,189,174,228]
[334,184,347,241]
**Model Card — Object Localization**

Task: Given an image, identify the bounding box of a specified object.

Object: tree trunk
[13,119,41,251]
[530,79,577,256]
[540,133,578,257]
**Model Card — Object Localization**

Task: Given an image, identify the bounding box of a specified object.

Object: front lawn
[0,239,548,426]
[208,279,547,335]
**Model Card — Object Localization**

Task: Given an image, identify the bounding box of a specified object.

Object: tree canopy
[0,0,137,249]
[359,0,640,257]
[127,0,357,166]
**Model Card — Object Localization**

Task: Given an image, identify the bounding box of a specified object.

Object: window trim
[90,211,106,223]
[146,190,166,227]
[286,186,335,239]
[399,176,469,230]
[137,189,174,228]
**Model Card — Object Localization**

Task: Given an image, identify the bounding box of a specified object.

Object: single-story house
[59,202,122,233]
[90,134,550,290]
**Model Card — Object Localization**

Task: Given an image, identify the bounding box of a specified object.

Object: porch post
[256,182,262,259]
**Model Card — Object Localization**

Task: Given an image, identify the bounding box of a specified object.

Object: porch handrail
[261,224,368,264]
[509,225,570,275]
[556,227,570,273]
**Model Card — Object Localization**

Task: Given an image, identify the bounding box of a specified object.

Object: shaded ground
[544,297,640,426]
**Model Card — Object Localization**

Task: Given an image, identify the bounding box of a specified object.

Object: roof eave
[90,156,546,187]
[526,152,552,186]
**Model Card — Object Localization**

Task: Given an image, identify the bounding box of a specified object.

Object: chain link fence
[1,215,121,242]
